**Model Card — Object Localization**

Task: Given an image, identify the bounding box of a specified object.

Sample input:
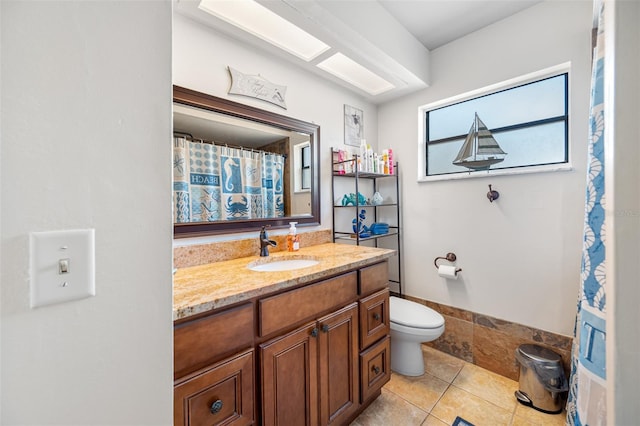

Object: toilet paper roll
[438,265,459,280]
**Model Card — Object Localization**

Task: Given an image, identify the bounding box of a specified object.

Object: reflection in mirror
[173,86,320,237]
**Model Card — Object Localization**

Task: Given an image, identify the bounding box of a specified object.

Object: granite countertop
[173,243,395,321]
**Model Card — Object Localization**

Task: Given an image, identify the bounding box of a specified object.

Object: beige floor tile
[422,344,465,383]
[431,385,513,426]
[422,414,449,426]
[350,388,428,426]
[384,371,450,412]
[452,362,519,412]
[512,403,566,426]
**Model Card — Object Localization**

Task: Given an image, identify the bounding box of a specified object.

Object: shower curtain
[566,2,607,425]
[173,138,285,223]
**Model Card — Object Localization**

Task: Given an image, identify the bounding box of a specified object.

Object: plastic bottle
[382,150,389,174]
[367,144,374,172]
[287,222,300,252]
[359,139,368,172]
[388,148,394,175]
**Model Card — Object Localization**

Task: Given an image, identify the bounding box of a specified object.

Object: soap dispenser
[287,222,300,252]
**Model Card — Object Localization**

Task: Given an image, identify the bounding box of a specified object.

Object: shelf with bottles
[331,149,396,177]
[330,146,402,295]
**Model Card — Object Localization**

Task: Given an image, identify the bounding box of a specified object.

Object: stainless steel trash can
[514,344,568,414]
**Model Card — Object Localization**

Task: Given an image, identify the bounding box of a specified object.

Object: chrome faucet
[260,226,277,257]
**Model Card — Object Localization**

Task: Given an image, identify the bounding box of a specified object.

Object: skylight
[317,53,396,95]
[198,0,330,62]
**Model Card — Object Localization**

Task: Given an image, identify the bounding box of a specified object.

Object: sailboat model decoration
[452,113,507,170]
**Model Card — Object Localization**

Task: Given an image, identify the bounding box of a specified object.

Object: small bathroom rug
[452,416,475,426]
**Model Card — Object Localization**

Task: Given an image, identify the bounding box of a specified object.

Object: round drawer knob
[373,313,381,321]
[311,327,319,337]
[210,399,223,414]
[321,324,330,333]
[372,365,381,374]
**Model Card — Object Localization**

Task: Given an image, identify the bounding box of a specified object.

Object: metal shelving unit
[331,149,402,295]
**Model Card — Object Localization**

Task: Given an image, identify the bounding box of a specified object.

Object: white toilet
[389,296,445,376]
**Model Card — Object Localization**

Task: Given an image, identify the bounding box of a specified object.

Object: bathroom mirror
[173,86,320,237]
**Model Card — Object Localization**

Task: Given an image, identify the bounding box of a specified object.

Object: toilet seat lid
[390,296,444,329]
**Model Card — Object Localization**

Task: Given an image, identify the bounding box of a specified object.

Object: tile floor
[351,345,567,426]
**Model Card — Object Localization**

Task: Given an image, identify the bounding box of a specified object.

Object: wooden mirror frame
[173,86,320,238]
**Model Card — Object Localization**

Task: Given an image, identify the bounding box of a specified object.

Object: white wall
[378,1,593,336]
[172,14,379,243]
[605,0,640,423]
[1,2,173,424]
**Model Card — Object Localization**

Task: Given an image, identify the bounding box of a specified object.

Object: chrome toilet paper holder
[434,252,462,273]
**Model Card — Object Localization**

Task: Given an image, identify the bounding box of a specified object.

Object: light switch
[30,229,95,308]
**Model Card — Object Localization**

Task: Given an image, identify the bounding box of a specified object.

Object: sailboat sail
[453,113,506,170]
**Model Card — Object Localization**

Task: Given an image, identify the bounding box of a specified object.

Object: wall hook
[487,184,499,203]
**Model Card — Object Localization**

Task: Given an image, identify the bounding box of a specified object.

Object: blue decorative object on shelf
[341,192,368,206]
[352,209,371,238]
[370,222,389,235]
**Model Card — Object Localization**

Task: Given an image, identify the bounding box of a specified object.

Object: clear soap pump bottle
[287,222,300,252]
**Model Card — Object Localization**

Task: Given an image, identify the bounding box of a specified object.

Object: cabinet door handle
[311,327,319,337]
[210,399,223,414]
[372,365,381,375]
[321,324,330,333]
[373,313,381,321]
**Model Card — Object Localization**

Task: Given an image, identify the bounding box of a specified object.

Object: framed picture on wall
[344,104,364,147]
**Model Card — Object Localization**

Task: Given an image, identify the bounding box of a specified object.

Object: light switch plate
[30,229,95,308]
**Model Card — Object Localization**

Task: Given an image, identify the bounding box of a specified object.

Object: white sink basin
[248,258,319,272]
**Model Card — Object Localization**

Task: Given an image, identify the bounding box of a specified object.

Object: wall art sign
[344,104,364,147]
[228,66,287,109]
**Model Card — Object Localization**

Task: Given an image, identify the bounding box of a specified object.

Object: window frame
[417,63,573,182]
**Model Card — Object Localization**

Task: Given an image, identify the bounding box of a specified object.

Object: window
[422,70,569,179]
[293,142,311,192]
[301,144,311,189]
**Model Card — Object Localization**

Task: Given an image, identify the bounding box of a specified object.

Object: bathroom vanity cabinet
[174,303,255,425]
[173,260,391,426]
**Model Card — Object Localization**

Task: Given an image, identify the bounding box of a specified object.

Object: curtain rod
[173,132,287,160]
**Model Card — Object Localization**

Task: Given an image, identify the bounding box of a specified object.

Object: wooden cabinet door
[318,303,360,425]
[174,349,255,426]
[260,321,318,426]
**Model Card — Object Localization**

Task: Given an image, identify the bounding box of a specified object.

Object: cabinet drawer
[359,289,390,349]
[259,272,357,337]
[174,303,254,379]
[360,336,391,403]
[359,262,389,296]
[174,349,255,426]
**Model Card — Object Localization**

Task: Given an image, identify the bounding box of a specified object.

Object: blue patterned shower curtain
[173,138,285,223]
[566,3,607,425]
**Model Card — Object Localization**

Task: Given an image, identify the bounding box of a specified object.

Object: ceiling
[175,0,542,103]
[378,0,541,51]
